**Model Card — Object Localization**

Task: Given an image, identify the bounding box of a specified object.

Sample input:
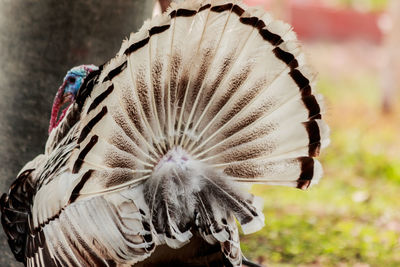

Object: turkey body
[1,0,329,266]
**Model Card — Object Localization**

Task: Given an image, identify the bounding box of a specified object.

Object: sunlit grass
[241,43,400,266]
[336,0,388,11]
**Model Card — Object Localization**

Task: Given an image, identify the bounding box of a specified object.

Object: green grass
[240,49,400,266]
[336,0,388,11]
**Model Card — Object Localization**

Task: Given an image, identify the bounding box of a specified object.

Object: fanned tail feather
[23,1,329,266]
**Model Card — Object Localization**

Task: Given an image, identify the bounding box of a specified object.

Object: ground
[241,41,400,266]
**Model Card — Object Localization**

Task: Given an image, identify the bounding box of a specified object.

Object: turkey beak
[62,92,75,104]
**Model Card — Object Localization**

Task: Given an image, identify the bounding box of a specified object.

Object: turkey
[0,0,329,266]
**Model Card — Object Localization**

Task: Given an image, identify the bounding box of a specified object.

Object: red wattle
[49,81,67,134]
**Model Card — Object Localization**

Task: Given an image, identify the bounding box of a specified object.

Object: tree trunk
[0,0,154,264]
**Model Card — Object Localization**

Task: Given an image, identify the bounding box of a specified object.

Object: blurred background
[0,0,399,266]
[241,0,400,266]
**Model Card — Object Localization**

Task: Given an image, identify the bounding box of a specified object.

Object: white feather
[18,1,330,266]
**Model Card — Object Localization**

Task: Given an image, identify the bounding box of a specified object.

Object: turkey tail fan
[32,0,330,266]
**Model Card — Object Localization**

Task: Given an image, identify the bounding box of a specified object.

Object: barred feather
[1,1,329,266]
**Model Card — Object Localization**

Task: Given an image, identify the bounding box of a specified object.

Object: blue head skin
[63,67,89,96]
[49,64,98,133]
